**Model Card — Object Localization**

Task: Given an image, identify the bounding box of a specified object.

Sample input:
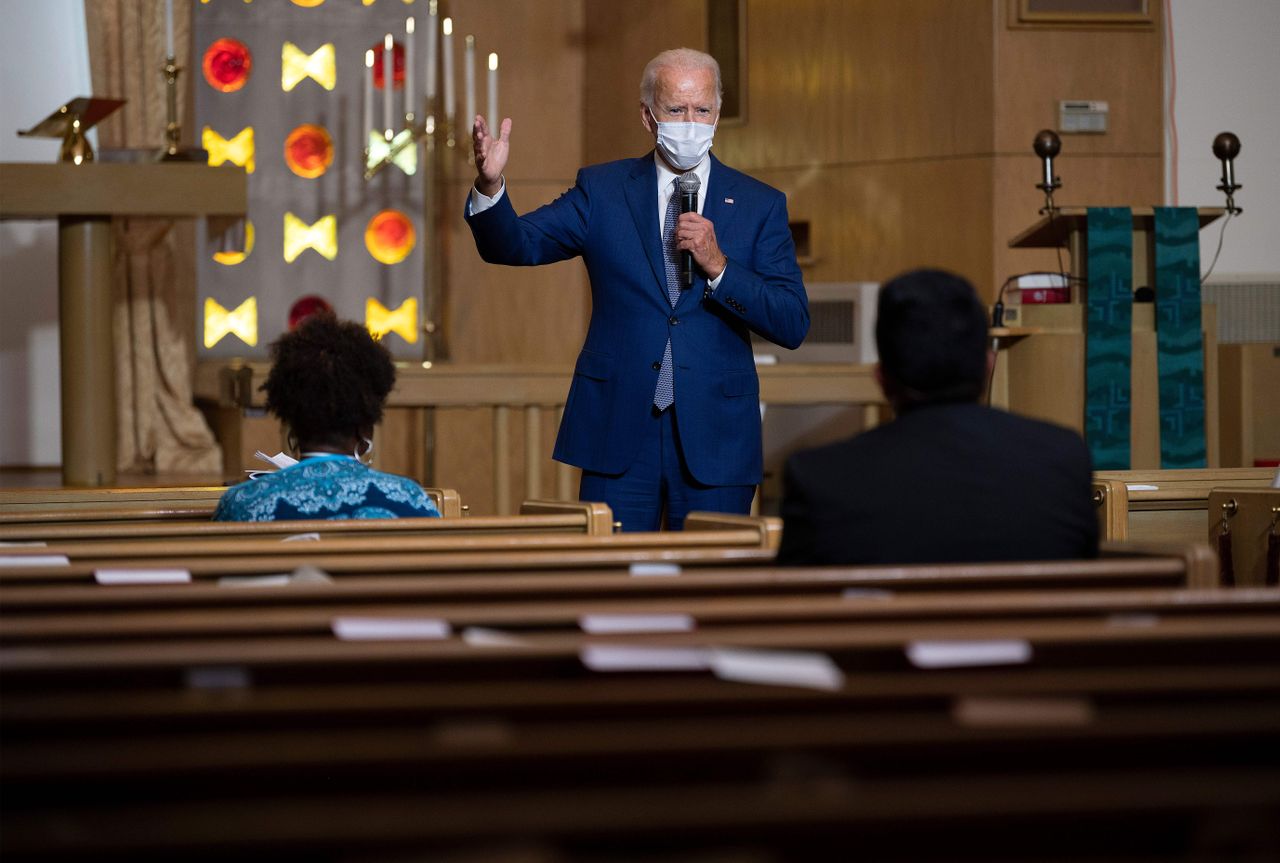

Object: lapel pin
[724,197,734,204]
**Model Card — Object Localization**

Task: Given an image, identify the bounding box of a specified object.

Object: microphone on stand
[677,172,701,287]
[1212,131,1242,215]
[1033,129,1062,215]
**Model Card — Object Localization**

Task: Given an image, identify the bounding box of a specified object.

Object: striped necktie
[653,177,686,409]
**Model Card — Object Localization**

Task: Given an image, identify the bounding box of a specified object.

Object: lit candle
[425,0,438,104]
[382,33,394,140]
[405,17,415,122]
[487,53,499,136]
[364,49,374,139]
[165,0,174,58]
[464,36,475,136]
[442,17,455,122]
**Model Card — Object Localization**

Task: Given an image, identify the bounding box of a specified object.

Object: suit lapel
[623,154,668,295]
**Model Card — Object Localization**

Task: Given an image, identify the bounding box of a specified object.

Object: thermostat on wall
[1059,100,1109,133]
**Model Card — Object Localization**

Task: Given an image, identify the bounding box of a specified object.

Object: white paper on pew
[95,568,192,585]
[906,639,1032,669]
[218,574,294,588]
[841,588,894,600]
[709,648,846,692]
[629,562,682,577]
[579,614,695,634]
[256,450,299,469]
[462,627,530,647]
[332,617,452,641]
[1126,483,1159,491]
[185,665,252,690]
[0,541,48,547]
[281,532,321,542]
[581,644,712,672]
[0,554,69,567]
[290,564,334,584]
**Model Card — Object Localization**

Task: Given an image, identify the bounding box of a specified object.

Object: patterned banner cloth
[1152,207,1207,468]
[1085,207,1134,470]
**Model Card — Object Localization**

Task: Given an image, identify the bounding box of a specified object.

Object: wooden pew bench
[1093,467,1277,542]
[3,589,1278,860]
[0,484,466,522]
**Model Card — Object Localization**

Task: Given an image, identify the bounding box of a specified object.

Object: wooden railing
[196,361,885,515]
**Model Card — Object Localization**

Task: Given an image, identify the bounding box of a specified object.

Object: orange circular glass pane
[283,124,333,179]
[364,210,415,265]
[290,0,326,7]
[212,220,255,266]
[202,38,252,93]
[371,40,406,90]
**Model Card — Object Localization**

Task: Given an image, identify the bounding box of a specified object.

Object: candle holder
[156,56,207,162]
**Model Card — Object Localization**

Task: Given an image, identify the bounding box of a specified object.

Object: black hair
[875,268,989,408]
[261,312,396,444]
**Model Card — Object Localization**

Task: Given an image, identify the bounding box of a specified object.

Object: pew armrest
[425,488,464,518]
[519,500,614,536]
[683,512,783,551]
[1100,540,1220,588]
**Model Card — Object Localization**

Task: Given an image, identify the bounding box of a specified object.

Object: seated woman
[213,313,441,521]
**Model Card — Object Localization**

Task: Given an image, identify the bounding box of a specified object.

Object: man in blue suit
[466,48,808,531]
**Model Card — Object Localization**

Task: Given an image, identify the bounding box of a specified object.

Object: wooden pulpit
[0,163,246,486]
[997,207,1225,469]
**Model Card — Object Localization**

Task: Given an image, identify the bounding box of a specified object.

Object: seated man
[777,269,1097,565]
[214,313,441,521]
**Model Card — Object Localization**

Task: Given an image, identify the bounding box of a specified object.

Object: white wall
[1166,0,1280,277]
[0,0,94,466]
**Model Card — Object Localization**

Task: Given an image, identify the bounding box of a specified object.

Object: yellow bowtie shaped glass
[283,213,337,262]
[203,126,255,174]
[366,297,418,343]
[203,297,258,349]
[281,41,335,92]
[366,129,417,175]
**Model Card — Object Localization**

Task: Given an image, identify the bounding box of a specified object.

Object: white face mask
[650,109,716,171]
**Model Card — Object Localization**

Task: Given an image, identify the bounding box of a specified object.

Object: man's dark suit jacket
[777,402,1098,565]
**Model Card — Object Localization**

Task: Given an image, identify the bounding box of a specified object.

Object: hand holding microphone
[674,172,727,285]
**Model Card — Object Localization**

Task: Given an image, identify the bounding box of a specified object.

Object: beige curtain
[84,0,223,475]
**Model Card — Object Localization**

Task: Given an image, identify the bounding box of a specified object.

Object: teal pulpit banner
[1085,207,1134,470]
[1153,207,1207,468]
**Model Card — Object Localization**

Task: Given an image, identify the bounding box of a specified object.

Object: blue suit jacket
[465,152,808,486]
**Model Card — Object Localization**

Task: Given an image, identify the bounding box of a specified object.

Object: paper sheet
[0,554,70,567]
[709,647,846,692]
[579,614,695,634]
[906,639,1033,669]
[580,644,712,672]
[331,617,452,641]
[462,627,529,647]
[629,562,682,577]
[94,568,192,585]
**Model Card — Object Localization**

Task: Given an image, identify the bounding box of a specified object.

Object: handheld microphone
[677,172,701,287]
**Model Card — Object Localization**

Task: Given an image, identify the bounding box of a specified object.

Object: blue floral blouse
[212,455,442,521]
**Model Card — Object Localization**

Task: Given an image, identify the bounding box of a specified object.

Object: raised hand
[473,115,512,197]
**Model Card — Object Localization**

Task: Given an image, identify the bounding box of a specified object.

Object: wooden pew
[0,513,783,586]
[3,589,1278,859]
[0,484,466,521]
[1093,467,1276,542]
[0,499,612,544]
[1209,487,1280,586]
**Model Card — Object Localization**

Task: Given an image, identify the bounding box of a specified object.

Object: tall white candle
[165,0,174,58]
[405,17,415,121]
[363,49,374,140]
[464,36,475,136]
[382,33,394,139]
[442,17,455,122]
[425,0,438,104]
[487,53,499,136]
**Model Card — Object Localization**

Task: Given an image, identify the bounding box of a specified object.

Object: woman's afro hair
[261,312,396,442]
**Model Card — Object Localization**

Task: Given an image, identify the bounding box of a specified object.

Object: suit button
[669,316,679,325]
[652,361,662,370]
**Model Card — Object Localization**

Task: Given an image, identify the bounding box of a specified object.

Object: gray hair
[639,48,723,111]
